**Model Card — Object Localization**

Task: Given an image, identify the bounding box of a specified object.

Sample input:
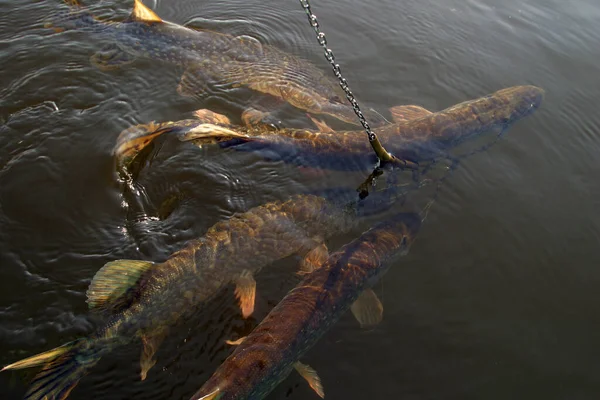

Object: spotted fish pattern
[49,0,386,126]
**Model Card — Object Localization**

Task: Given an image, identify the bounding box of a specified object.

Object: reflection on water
[1,0,599,399]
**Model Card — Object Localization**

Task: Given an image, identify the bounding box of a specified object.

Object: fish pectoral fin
[179,123,250,145]
[194,109,232,125]
[225,336,247,346]
[299,243,329,275]
[90,44,136,71]
[86,259,155,312]
[350,288,383,328]
[129,0,163,23]
[140,328,169,381]
[234,270,256,318]
[294,362,325,399]
[177,68,210,98]
[389,105,432,123]
[307,114,335,133]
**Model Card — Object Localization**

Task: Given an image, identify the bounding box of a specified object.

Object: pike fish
[2,194,393,400]
[49,0,385,126]
[191,211,423,400]
[115,85,544,172]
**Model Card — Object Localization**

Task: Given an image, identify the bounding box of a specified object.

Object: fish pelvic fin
[294,362,325,398]
[350,288,383,328]
[130,0,163,23]
[86,259,155,313]
[5,338,103,400]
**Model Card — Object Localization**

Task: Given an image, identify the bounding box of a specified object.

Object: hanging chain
[298,0,376,141]
[298,0,402,165]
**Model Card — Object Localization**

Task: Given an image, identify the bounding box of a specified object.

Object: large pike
[191,211,423,400]
[2,193,396,400]
[49,0,385,126]
[115,85,544,172]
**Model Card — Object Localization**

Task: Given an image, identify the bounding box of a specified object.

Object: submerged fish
[115,85,544,172]
[3,191,413,400]
[49,0,385,126]
[191,211,423,400]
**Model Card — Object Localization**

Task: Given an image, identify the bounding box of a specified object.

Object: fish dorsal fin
[131,0,163,23]
[389,104,432,123]
[86,259,154,311]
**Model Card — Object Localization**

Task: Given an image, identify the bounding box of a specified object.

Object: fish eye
[401,236,408,246]
[330,95,343,103]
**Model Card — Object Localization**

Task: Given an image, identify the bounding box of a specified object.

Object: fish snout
[502,85,545,121]
[319,100,389,127]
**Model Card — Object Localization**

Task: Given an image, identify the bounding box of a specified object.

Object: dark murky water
[1,0,599,399]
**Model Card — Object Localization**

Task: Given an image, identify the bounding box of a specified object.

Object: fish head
[495,85,545,122]
[395,212,422,256]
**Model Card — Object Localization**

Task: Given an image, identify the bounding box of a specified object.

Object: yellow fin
[194,109,232,125]
[225,336,246,346]
[131,0,163,22]
[389,104,432,123]
[1,340,78,371]
[179,123,250,144]
[234,270,256,319]
[294,362,325,398]
[299,243,329,275]
[86,259,154,311]
[350,288,383,328]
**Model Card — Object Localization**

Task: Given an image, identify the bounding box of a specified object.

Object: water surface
[1,0,599,399]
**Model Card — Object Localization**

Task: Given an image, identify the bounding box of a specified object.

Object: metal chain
[298,0,376,142]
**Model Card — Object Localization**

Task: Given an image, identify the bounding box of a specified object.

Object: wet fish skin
[48,1,385,126]
[191,212,422,400]
[2,194,355,400]
[115,85,544,171]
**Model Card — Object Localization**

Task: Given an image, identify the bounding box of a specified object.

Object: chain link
[298,0,376,142]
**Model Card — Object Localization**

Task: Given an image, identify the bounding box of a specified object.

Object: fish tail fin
[4,338,104,400]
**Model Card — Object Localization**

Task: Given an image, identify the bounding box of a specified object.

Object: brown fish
[115,85,544,173]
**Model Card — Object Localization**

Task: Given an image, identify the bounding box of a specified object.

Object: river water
[1,0,599,399]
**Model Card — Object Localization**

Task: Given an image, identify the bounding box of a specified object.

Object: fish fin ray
[21,339,101,400]
[179,123,250,145]
[140,328,168,381]
[2,340,79,371]
[130,0,162,23]
[177,68,210,98]
[299,243,329,275]
[389,105,432,123]
[307,114,335,133]
[90,44,136,71]
[225,336,246,346]
[194,109,232,125]
[234,270,256,318]
[197,388,222,400]
[294,361,325,398]
[350,288,383,327]
[86,259,154,312]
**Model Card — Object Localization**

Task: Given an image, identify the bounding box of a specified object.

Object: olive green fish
[49,0,386,126]
[191,210,423,400]
[115,85,544,173]
[3,193,393,400]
